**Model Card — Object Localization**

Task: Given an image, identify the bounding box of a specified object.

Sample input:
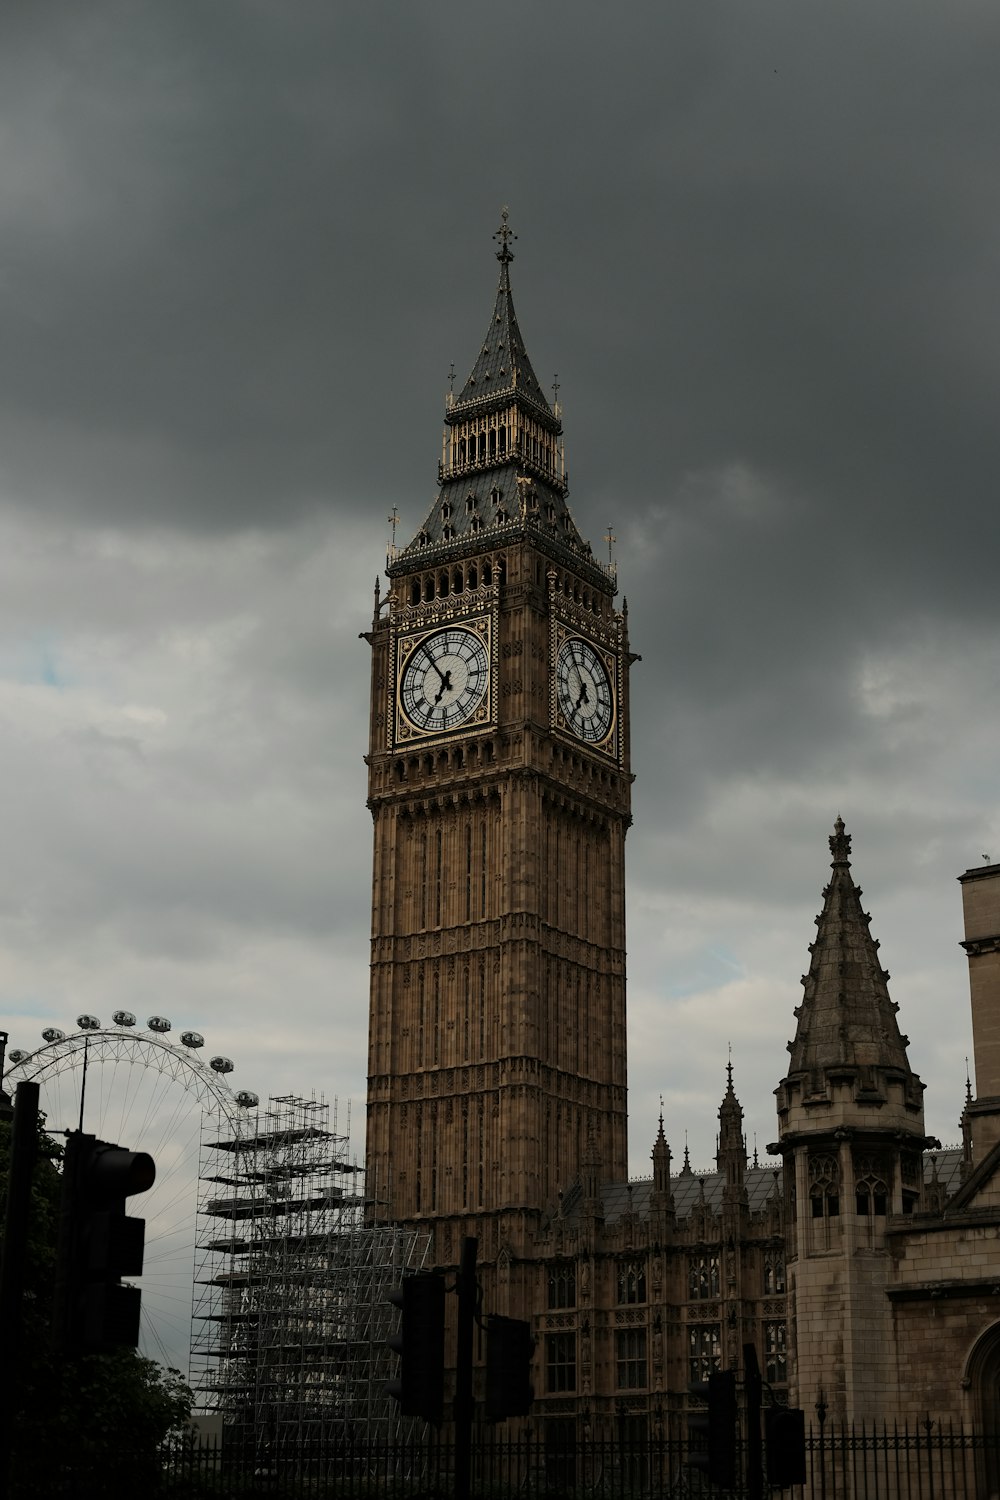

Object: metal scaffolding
[191,1093,430,1453]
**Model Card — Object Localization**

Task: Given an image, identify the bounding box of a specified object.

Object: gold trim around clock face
[552,627,618,756]
[394,617,493,743]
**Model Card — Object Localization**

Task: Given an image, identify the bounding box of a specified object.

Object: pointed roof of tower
[392,211,607,587]
[454,208,553,416]
[786,818,916,1083]
[717,1059,744,1145]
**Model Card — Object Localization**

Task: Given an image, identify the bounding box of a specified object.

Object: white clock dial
[556,637,614,743]
[399,627,490,734]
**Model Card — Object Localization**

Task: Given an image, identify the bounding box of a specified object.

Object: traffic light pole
[0,1080,40,1500]
[743,1342,763,1500]
[454,1235,477,1500]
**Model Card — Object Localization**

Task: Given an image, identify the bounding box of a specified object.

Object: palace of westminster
[363,214,1000,1442]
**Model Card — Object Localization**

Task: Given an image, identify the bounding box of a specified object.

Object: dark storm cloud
[2,1,999,1178]
[4,1,999,578]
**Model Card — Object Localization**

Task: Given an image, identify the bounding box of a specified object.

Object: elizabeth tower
[365,214,633,1276]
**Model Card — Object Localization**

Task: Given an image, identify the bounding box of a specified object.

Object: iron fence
[24,1425,1000,1500]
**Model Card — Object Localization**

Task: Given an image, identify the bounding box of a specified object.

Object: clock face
[399,627,490,735]
[556,637,615,744]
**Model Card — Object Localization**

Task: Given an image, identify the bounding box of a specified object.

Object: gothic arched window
[616,1258,647,1305]
[809,1153,840,1218]
[855,1154,889,1216]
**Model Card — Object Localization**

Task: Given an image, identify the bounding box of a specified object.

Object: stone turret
[649,1109,675,1234]
[717,1061,749,1208]
[773,819,928,1423]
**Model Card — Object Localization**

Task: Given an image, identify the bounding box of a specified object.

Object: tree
[0,1114,193,1498]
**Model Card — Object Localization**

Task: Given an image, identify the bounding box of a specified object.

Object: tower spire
[783,817,921,1091]
[392,212,607,583]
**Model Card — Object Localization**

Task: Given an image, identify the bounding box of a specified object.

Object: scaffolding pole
[191,1094,430,1459]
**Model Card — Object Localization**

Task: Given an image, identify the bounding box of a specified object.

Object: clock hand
[432,670,453,705]
[420,644,447,685]
[575,679,590,711]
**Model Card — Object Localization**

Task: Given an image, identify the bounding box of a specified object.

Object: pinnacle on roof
[719,1058,743,1131]
[784,819,920,1089]
[716,1059,748,1182]
[452,207,554,418]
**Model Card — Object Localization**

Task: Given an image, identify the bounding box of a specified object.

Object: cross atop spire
[494,205,516,263]
[830,815,852,867]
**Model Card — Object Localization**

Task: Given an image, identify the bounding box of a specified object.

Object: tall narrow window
[616,1329,648,1390]
[617,1259,647,1305]
[419,833,428,930]
[477,1098,485,1204]
[809,1154,840,1218]
[463,966,470,1061]
[547,1263,577,1310]
[415,1107,423,1212]
[764,1321,787,1384]
[465,823,473,921]
[763,1253,785,1295]
[462,1108,469,1207]
[688,1254,720,1300]
[688,1324,721,1384]
[432,968,440,1065]
[479,961,486,1059]
[553,823,560,928]
[546,1333,577,1393]
[855,1154,889,1216]
[480,819,488,916]
[435,828,443,926]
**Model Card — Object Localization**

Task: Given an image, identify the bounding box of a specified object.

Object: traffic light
[386,1271,446,1425]
[485,1314,534,1421]
[765,1406,807,1488]
[54,1131,155,1353]
[687,1369,738,1488]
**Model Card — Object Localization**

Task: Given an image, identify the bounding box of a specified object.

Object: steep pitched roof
[786,818,918,1085]
[392,212,607,586]
[454,226,553,417]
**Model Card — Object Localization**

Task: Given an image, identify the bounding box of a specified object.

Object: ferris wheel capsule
[180,1031,204,1049]
[210,1056,234,1074]
[76,1014,101,1031]
[236,1090,259,1108]
[41,1027,65,1043]
[112,1010,137,1027]
[8,1049,27,1065]
[147,1016,172,1034]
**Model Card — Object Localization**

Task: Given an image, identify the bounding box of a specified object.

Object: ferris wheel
[3,1011,259,1377]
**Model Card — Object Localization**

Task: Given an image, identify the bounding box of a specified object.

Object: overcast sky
[4,1,999,1230]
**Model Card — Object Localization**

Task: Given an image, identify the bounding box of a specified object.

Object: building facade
[365,217,1000,1443]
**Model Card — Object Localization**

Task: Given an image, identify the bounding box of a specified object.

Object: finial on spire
[829,815,852,867]
[494,205,516,263]
[386,506,400,567]
[966,1058,973,1107]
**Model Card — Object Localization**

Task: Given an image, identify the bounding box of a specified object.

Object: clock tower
[365,213,634,1277]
